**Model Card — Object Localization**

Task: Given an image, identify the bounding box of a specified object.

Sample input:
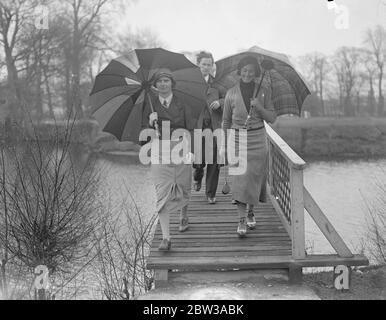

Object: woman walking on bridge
[222,56,277,237]
[144,69,197,251]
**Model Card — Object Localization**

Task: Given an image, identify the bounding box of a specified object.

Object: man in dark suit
[193,51,224,204]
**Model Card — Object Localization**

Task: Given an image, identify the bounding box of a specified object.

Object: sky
[117,0,386,60]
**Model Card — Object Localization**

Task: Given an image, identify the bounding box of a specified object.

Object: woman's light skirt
[230,128,268,206]
[150,139,192,215]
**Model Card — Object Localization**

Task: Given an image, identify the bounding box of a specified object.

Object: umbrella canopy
[89,48,207,143]
[214,46,311,116]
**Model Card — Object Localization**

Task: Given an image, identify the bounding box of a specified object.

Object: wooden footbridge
[146,124,368,287]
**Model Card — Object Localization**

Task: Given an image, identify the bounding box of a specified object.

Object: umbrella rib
[91,84,138,95]
[271,68,310,107]
[273,65,310,93]
[96,73,138,78]
[92,94,131,115]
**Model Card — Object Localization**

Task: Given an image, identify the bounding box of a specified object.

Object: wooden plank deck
[147,175,293,272]
[146,174,368,277]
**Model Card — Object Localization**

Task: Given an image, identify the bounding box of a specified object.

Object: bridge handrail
[265,124,306,170]
[265,122,353,260]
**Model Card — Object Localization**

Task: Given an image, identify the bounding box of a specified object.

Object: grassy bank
[3,117,386,159]
[304,265,386,300]
[272,117,386,159]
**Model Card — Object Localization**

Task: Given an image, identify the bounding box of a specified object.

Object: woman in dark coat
[143,68,196,250]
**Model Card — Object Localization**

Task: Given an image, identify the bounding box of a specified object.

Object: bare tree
[115,27,165,55]
[299,52,330,116]
[364,174,386,264]
[0,0,38,122]
[91,181,156,300]
[359,49,378,116]
[354,72,367,116]
[333,47,362,117]
[0,114,103,299]
[364,25,386,116]
[58,0,112,118]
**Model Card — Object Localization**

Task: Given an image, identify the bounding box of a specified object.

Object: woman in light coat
[222,56,277,237]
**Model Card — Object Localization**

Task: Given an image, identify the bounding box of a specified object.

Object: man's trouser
[193,136,220,198]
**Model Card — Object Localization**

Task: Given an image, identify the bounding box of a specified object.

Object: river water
[303,158,386,260]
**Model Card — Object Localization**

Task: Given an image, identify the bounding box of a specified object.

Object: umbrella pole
[147,92,160,137]
[244,70,267,128]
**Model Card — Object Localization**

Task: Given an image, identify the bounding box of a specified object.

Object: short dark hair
[237,56,261,77]
[196,51,214,64]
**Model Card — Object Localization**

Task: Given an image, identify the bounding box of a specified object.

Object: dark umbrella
[89,48,207,143]
[214,46,311,117]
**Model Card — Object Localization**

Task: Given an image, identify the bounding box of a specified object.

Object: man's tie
[163,100,168,108]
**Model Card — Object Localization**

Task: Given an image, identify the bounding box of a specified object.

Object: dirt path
[139,270,320,300]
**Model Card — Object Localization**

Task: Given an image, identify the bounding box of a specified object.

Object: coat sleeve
[218,86,227,109]
[141,100,151,130]
[262,84,277,123]
[181,102,196,153]
[222,90,233,130]
[139,98,153,146]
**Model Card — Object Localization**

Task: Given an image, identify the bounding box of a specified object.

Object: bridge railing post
[290,166,306,260]
[265,123,306,282]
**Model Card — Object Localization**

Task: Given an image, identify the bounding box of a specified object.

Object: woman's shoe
[237,218,247,238]
[158,238,171,251]
[179,216,189,232]
[246,213,257,229]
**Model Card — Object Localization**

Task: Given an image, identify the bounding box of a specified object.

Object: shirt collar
[159,93,173,107]
[204,75,210,83]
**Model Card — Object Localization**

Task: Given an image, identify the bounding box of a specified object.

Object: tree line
[0,0,163,124]
[297,25,385,117]
[0,1,385,124]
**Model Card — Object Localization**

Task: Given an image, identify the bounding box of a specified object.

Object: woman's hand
[184,152,195,164]
[250,97,264,110]
[209,100,221,111]
[149,112,158,127]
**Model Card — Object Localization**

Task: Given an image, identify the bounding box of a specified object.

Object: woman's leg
[237,202,247,220]
[158,211,170,240]
[179,204,189,232]
[181,205,188,218]
[236,202,247,237]
[246,204,257,229]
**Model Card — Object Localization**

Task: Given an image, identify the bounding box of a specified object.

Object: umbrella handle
[244,70,267,128]
[147,93,160,137]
